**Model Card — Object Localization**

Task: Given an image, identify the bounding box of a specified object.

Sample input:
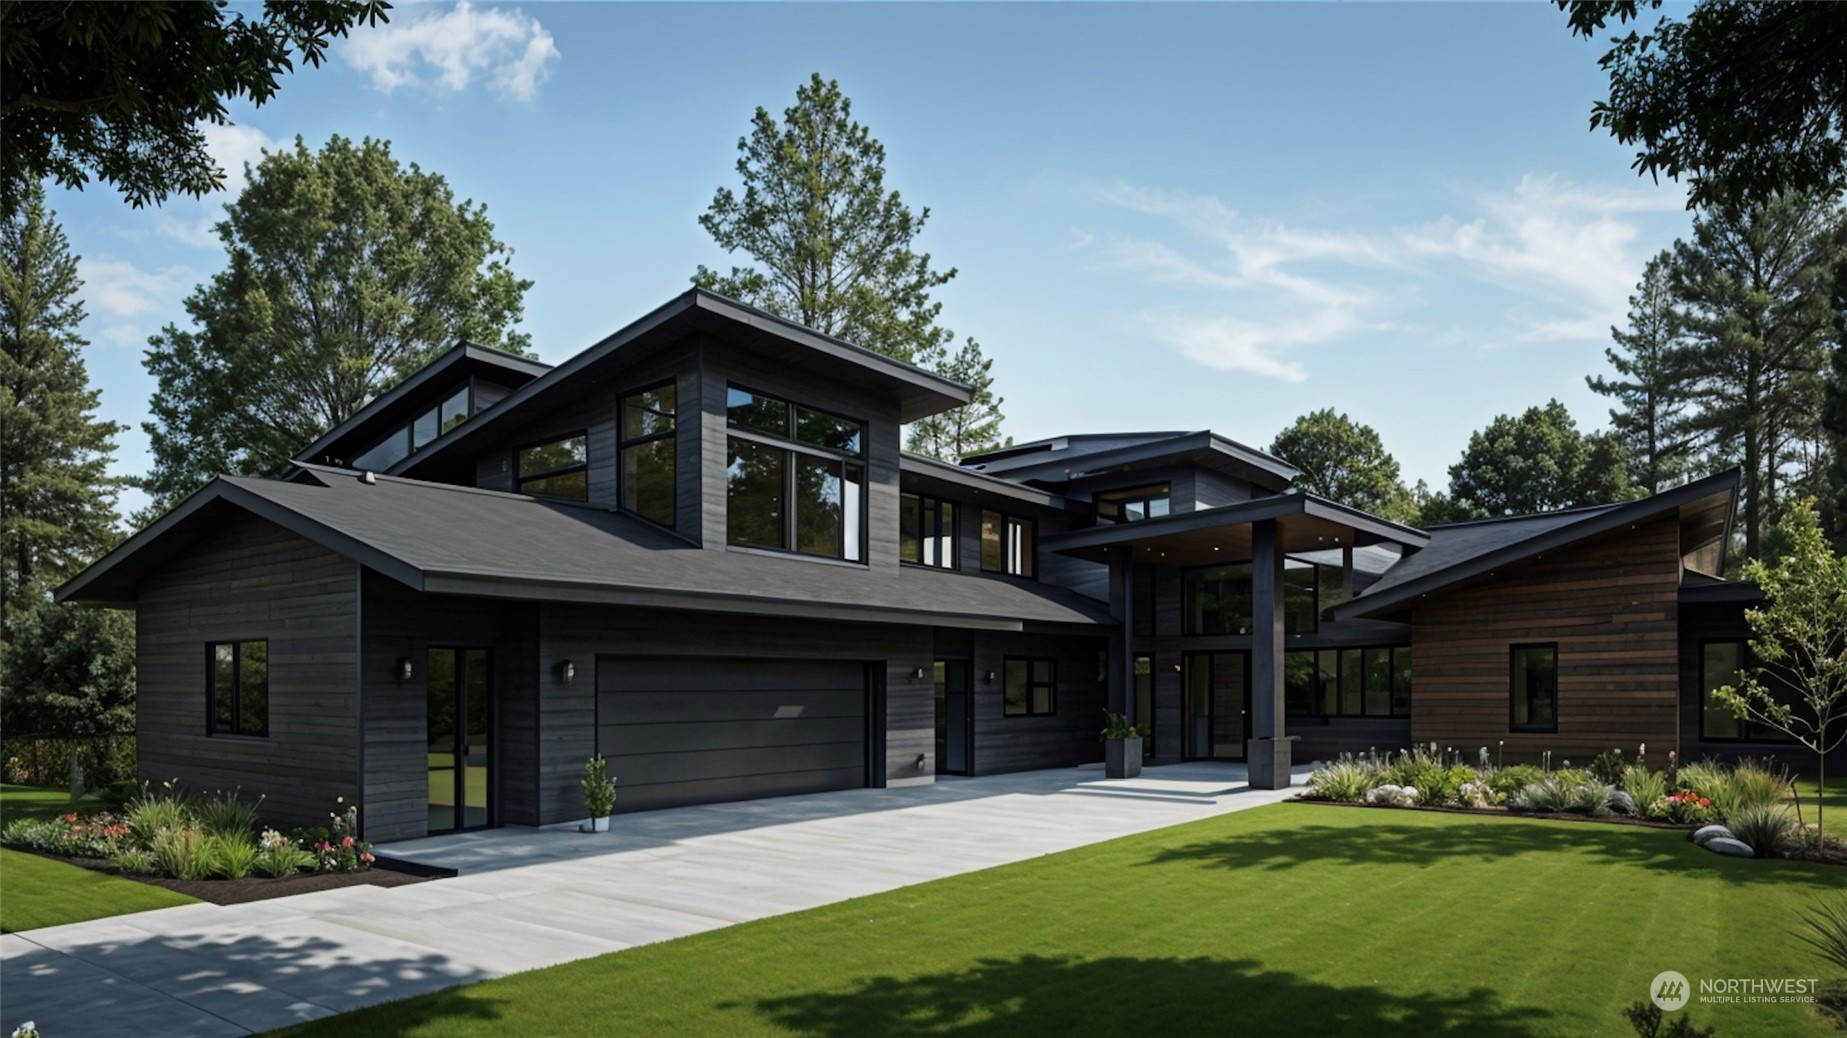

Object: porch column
[1247,518,1293,788]
[1106,549,1129,717]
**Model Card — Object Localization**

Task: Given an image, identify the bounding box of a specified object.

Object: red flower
[1698,798,1710,807]
[342,835,354,848]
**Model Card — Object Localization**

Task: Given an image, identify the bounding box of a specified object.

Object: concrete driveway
[1,762,1306,1037]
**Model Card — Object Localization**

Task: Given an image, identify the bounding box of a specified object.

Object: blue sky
[54,1,1698,518]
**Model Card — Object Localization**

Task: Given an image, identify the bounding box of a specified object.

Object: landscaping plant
[197,788,263,839]
[1727,803,1799,857]
[1303,756,1378,802]
[1622,765,1667,811]
[583,754,617,821]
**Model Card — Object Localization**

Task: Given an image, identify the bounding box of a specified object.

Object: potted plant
[1101,711,1150,779]
[579,754,616,832]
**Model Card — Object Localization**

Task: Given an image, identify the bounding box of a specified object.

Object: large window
[1132,562,1154,637]
[351,382,483,472]
[1510,644,1558,732]
[1699,640,1795,742]
[1004,657,1056,716]
[726,387,865,561]
[1283,646,1411,718]
[980,510,1035,578]
[1184,559,1330,636]
[620,382,677,526]
[900,493,957,568]
[208,640,268,737]
[517,433,589,500]
[1096,484,1171,524]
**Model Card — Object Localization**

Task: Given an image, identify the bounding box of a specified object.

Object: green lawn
[0,784,195,932]
[270,802,1843,1038]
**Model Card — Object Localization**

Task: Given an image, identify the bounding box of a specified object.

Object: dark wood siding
[1677,600,1846,772]
[1409,516,1682,760]
[135,514,360,831]
[967,630,1110,774]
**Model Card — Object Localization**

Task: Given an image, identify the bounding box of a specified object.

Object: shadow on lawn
[736,953,1553,1037]
[1146,807,1842,889]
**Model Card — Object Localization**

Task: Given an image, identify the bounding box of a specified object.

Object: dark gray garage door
[594,658,868,813]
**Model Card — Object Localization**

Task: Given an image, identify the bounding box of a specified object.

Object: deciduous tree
[1267,409,1416,523]
[141,134,532,516]
[1446,400,1634,517]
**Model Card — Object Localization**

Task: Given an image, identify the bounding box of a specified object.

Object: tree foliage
[1712,498,1847,845]
[0,0,389,217]
[1588,253,1696,494]
[694,74,957,366]
[141,134,533,515]
[1822,255,1847,553]
[1446,400,1635,517]
[906,337,1007,463]
[1268,409,1416,523]
[0,181,122,610]
[1663,193,1844,559]
[1562,0,1847,211]
[0,596,135,739]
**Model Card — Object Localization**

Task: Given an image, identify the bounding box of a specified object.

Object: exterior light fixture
[558,659,577,685]
[984,671,996,684]
[396,656,413,684]
[912,667,926,680]
[916,753,927,771]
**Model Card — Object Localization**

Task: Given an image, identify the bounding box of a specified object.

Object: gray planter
[1105,737,1143,779]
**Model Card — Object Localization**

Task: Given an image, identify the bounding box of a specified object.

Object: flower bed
[1,781,378,883]
[1298,745,1843,863]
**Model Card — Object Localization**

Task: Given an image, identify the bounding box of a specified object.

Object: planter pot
[1105,737,1143,779]
[579,815,610,833]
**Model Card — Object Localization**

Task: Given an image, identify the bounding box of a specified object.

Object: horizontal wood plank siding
[968,631,1110,774]
[1409,515,1681,760]
[135,515,360,831]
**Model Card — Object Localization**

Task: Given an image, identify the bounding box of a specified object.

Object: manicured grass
[271,803,1841,1038]
[0,784,196,933]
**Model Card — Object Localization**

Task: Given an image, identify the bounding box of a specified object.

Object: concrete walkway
[1,762,1306,1037]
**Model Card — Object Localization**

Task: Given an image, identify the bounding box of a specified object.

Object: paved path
[1,763,1305,1037]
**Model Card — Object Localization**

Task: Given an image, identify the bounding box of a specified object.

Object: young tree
[1588,253,1697,494]
[1712,498,1846,846]
[1666,193,1844,559]
[141,135,533,516]
[1446,400,1635,516]
[1561,1,1847,212]
[906,337,1006,462]
[1267,409,1416,523]
[0,0,389,216]
[693,73,957,366]
[0,182,123,611]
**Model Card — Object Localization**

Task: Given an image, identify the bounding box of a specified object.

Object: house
[57,289,1823,842]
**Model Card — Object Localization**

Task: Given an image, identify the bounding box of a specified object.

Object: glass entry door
[935,660,972,775]
[1183,652,1249,761]
[428,648,492,833]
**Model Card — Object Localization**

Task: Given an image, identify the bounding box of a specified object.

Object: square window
[1003,657,1055,716]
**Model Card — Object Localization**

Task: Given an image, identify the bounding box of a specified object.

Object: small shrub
[196,789,262,839]
[304,800,375,873]
[1304,757,1378,802]
[1621,765,1666,810]
[1727,803,1797,856]
[1457,780,1502,809]
[1,817,59,851]
[150,827,215,881]
[1717,760,1788,821]
[109,846,157,874]
[1365,784,1416,808]
[1795,896,1847,973]
[582,755,617,819]
[1551,767,1593,787]
[210,834,259,879]
[1588,749,1627,786]
[124,781,194,847]
[1647,790,1719,825]
[255,830,313,878]
[1510,775,1614,815]
[1675,761,1729,805]
[1487,764,1543,799]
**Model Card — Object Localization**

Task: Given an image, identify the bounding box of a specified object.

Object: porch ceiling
[1042,493,1428,569]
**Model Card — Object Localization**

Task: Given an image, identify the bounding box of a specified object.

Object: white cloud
[1088,174,1686,378]
[343,1,560,101]
[153,121,278,247]
[81,258,189,322]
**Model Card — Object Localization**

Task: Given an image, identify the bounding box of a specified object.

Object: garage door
[594,658,869,813]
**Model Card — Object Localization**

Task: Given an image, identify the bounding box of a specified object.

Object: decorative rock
[1691,824,1734,846]
[1703,836,1755,858]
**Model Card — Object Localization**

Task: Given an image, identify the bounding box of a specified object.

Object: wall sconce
[915,753,927,771]
[911,666,926,681]
[984,671,996,684]
[557,659,577,685]
[396,656,413,684]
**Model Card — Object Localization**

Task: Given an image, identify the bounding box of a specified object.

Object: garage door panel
[597,716,866,755]
[596,658,864,693]
[598,742,865,786]
[615,768,868,814]
[596,688,865,724]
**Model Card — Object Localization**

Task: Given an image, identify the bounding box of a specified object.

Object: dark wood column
[1106,548,1129,717]
[1247,518,1292,788]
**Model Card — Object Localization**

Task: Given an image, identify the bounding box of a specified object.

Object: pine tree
[693,74,957,366]
[1667,194,1845,559]
[906,337,1007,462]
[0,182,123,613]
[1821,255,1847,551]
[1588,253,1697,494]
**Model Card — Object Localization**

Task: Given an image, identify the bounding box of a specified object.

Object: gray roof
[960,430,1300,489]
[58,466,1110,631]
[1332,469,1741,621]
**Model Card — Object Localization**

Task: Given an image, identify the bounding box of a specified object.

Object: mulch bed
[27,850,434,905]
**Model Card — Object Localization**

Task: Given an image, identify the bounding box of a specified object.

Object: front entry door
[1183,652,1249,761]
[935,660,972,775]
[428,648,492,833]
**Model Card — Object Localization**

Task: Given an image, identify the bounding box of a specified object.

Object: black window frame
[1284,645,1411,719]
[206,639,269,738]
[979,509,1036,579]
[899,492,958,569]
[724,385,867,562]
[618,380,678,528]
[515,430,591,501]
[1133,653,1155,758]
[350,378,483,472]
[1002,656,1057,717]
[1182,558,1331,637]
[1095,483,1172,524]
[1509,642,1559,733]
[1697,638,1797,743]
